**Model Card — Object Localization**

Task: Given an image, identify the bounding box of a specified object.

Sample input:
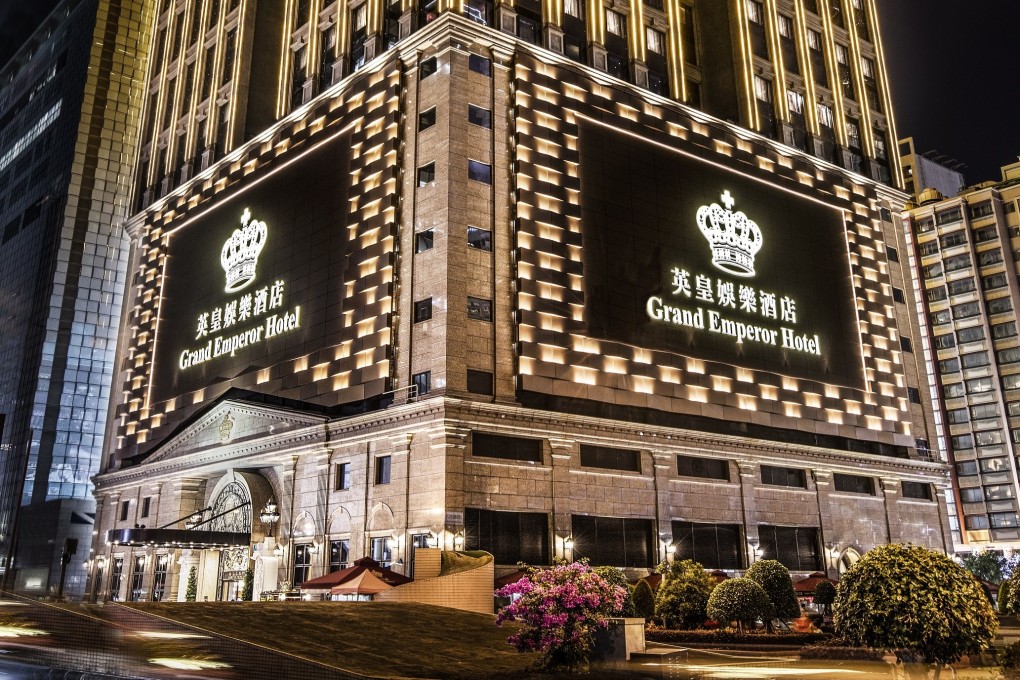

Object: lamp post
[259,499,281,537]
[563,536,575,561]
[747,538,762,564]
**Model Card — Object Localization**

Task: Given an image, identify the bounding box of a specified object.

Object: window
[109,558,124,601]
[944,253,971,272]
[927,287,947,303]
[817,103,834,129]
[959,487,983,503]
[993,321,1017,339]
[466,509,549,565]
[335,462,351,491]
[977,430,1005,446]
[468,54,491,76]
[974,225,997,243]
[892,287,905,303]
[757,525,821,571]
[606,10,625,36]
[467,226,491,250]
[753,75,772,102]
[947,278,976,296]
[965,515,990,530]
[978,249,1003,267]
[922,263,942,279]
[468,104,491,128]
[420,57,438,78]
[672,521,743,569]
[957,326,984,344]
[417,162,436,186]
[564,0,582,17]
[999,347,1020,365]
[845,119,861,150]
[140,497,151,519]
[983,272,1007,290]
[936,208,963,225]
[1004,374,1020,390]
[934,334,955,350]
[787,90,804,115]
[466,369,493,395]
[919,241,940,256]
[375,455,392,485]
[777,13,793,37]
[931,310,951,327]
[969,201,994,219]
[961,352,989,369]
[970,403,999,420]
[646,27,665,54]
[989,297,1013,315]
[952,302,980,320]
[412,370,431,396]
[946,408,969,425]
[120,500,130,522]
[414,297,433,322]
[572,515,654,568]
[915,216,935,233]
[940,231,967,249]
[418,107,436,131]
[472,432,542,463]
[415,229,434,253]
[987,486,1016,502]
[966,377,994,394]
[907,387,921,404]
[991,513,1019,529]
[129,556,146,601]
[677,455,729,481]
[760,465,807,488]
[151,554,170,601]
[371,537,393,567]
[467,296,492,321]
[330,539,350,571]
[833,474,875,495]
[468,159,492,183]
[580,444,641,472]
[807,29,821,50]
[745,0,763,23]
[951,434,974,451]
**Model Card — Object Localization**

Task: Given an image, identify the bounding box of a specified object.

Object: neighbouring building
[90,0,948,604]
[899,137,966,201]
[904,158,1020,554]
[0,0,151,597]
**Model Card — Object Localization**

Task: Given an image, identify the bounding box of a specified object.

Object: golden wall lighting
[864,416,883,431]
[759,384,778,401]
[783,402,802,418]
[713,141,734,158]
[687,386,709,403]
[845,400,861,415]
[538,313,565,333]
[825,410,843,425]
[803,393,821,409]
[737,394,757,411]
[570,305,584,322]
[604,356,628,375]
[633,349,652,365]
[294,356,309,372]
[782,376,798,391]
[685,358,705,374]
[256,368,270,384]
[540,344,566,364]
[633,376,655,395]
[519,356,535,375]
[571,366,598,385]
[711,376,732,393]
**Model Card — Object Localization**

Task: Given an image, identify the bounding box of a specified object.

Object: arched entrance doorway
[838,547,861,576]
[209,480,252,601]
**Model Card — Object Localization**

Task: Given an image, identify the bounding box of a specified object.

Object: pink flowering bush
[495,561,627,670]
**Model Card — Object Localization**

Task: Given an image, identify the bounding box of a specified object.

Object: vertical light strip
[370,0,385,39]
[843,0,872,156]
[182,0,202,160]
[227,0,252,146]
[142,9,167,187]
[588,0,605,46]
[307,0,321,86]
[665,0,686,102]
[818,0,846,146]
[337,0,351,84]
[166,11,184,178]
[867,0,902,186]
[629,0,646,62]
[732,0,758,130]
[793,0,817,134]
[764,0,786,120]
[278,0,296,118]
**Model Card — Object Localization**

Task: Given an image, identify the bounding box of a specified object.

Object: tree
[242,567,254,601]
[185,566,197,602]
[706,578,774,632]
[959,550,1007,585]
[833,544,997,669]
[592,566,635,617]
[655,564,712,629]
[813,580,836,616]
[495,561,626,670]
[745,560,800,622]
[632,579,655,621]
[1001,578,1015,615]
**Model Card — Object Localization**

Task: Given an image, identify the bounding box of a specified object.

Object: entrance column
[176,550,200,602]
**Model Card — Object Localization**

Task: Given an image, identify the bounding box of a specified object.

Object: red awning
[794,572,838,594]
[300,557,412,590]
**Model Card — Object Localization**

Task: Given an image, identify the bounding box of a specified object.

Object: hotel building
[904,159,1020,553]
[89,0,947,603]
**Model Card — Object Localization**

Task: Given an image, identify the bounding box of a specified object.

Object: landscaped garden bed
[646,628,828,646]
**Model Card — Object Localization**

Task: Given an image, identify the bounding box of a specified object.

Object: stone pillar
[880,477,900,543]
[590,44,608,72]
[545,25,564,54]
[652,451,674,564]
[812,470,836,577]
[631,61,648,89]
[498,4,517,35]
[177,550,200,602]
[737,462,759,565]
[549,438,575,562]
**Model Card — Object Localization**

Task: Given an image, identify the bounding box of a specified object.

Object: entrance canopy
[330,570,393,596]
[106,527,249,549]
[300,557,412,590]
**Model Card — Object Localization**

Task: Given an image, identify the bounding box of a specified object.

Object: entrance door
[221,579,242,601]
[217,546,249,601]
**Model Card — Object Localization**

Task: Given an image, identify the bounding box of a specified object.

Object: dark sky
[3,1,1019,184]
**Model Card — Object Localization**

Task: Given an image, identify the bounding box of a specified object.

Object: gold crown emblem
[697,191,763,277]
[220,208,268,293]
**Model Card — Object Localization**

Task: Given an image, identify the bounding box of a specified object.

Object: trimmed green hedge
[646,629,828,646]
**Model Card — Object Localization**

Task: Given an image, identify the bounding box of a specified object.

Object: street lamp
[259,499,281,537]
[747,538,762,564]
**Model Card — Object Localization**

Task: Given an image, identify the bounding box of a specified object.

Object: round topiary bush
[745,559,800,620]
[593,566,636,617]
[632,578,655,621]
[655,569,711,629]
[813,580,836,616]
[833,544,997,665]
[706,577,774,631]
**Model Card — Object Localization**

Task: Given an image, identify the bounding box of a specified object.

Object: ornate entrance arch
[838,547,862,576]
[209,481,252,533]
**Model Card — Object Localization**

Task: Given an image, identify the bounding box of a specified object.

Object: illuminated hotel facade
[90,0,948,603]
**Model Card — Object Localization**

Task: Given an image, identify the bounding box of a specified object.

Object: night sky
[2,1,1019,185]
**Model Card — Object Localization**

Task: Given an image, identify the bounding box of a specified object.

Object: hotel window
[109,558,124,601]
[293,44,308,101]
[320,25,337,89]
[572,515,654,568]
[987,485,1015,501]
[375,455,392,485]
[350,4,368,69]
[677,455,729,481]
[952,434,974,451]
[993,321,1017,339]
[151,554,170,601]
[973,226,997,243]
[680,5,697,65]
[672,521,743,570]
[901,482,933,501]
[989,297,1013,315]
[753,76,772,103]
[129,555,146,601]
[947,278,975,296]
[466,369,493,395]
[907,387,921,404]
[140,497,151,519]
[951,301,980,320]
[915,216,935,233]
[606,10,626,36]
[845,119,861,150]
[936,208,963,225]
[646,27,665,55]
[468,104,491,128]
[983,272,1007,290]
[787,90,805,115]
[999,347,1020,365]
[978,249,1003,267]
[817,103,834,130]
[833,473,875,495]
[899,337,913,353]
[919,241,939,256]
[417,162,436,186]
[414,298,432,322]
[1004,374,1020,390]
[412,371,431,396]
[991,513,1020,529]
[119,500,130,521]
[965,515,990,531]
[938,358,961,374]
[943,382,964,399]
[777,13,793,37]
[580,445,641,472]
[933,333,954,350]
[467,296,492,321]
[757,525,821,572]
[564,0,582,18]
[468,160,492,184]
[335,462,351,491]
[966,377,994,394]
[419,107,437,131]
[977,429,1005,446]
[959,487,983,503]
[293,544,312,585]
[969,201,994,219]
[970,403,999,421]
[892,287,905,303]
[807,29,821,50]
[420,57,438,79]
[468,54,492,76]
[467,226,491,251]
[370,537,393,567]
[957,326,984,344]
[465,0,491,24]
[940,231,967,249]
[415,229,434,253]
[466,509,549,565]
[745,0,763,24]
[330,539,350,571]
[472,432,542,463]
[760,465,807,488]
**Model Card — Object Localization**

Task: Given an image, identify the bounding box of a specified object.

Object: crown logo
[221,208,268,293]
[696,190,763,277]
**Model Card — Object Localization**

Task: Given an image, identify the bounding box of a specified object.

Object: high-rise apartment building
[0,0,151,597]
[899,137,966,201]
[89,0,945,603]
[904,159,1020,552]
